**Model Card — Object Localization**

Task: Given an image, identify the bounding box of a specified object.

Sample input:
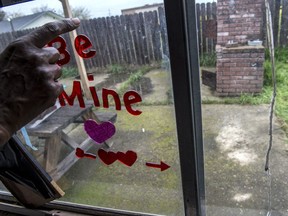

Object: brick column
[216,45,264,96]
[216,0,265,96]
[217,0,265,46]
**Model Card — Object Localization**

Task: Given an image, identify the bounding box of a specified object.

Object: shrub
[200,52,217,67]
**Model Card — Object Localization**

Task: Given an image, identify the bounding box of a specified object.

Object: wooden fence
[269,0,288,47]
[0,7,169,71]
[196,2,217,55]
[0,2,219,71]
[2,1,287,70]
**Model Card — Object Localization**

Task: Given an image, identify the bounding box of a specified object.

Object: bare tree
[32,5,56,13]
[6,12,24,19]
[32,4,91,20]
[71,6,91,20]
[0,10,6,21]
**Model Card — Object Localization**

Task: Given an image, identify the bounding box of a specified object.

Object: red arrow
[146,161,170,171]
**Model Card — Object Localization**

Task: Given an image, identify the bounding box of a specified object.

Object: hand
[0,18,80,146]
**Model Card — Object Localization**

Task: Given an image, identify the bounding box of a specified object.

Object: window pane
[199,0,288,215]
[0,0,184,215]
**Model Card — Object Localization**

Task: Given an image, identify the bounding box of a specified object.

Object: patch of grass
[273,64,288,132]
[200,52,217,67]
[266,46,288,63]
[261,47,288,133]
[118,66,153,95]
[61,66,78,78]
[58,106,184,215]
[107,64,127,75]
[202,87,272,105]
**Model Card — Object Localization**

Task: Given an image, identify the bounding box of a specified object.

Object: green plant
[118,70,144,94]
[117,65,153,95]
[275,46,288,62]
[263,46,288,134]
[200,52,217,67]
[263,60,272,86]
[265,46,288,63]
[107,64,126,75]
[61,66,78,78]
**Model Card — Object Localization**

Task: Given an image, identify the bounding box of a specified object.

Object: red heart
[75,148,85,158]
[117,151,137,167]
[98,149,117,165]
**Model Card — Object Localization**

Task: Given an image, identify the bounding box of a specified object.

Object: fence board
[159,7,169,57]
[196,4,202,55]
[115,16,125,63]
[144,11,154,61]
[273,0,281,46]
[207,2,212,53]
[100,17,111,66]
[151,11,162,61]
[139,13,149,64]
[212,2,217,52]
[280,0,288,46]
[201,3,207,55]
[135,13,145,65]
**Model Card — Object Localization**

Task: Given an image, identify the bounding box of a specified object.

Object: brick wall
[217,0,265,46]
[216,45,264,96]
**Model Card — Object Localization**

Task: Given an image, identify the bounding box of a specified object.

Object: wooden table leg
[44,135,62,173]
[82,110,100,123]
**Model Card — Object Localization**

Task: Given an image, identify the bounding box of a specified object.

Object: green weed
[118,66,153,95]
[262,46,288,133]
[200,52,217,67]
[107,64,127,74]
[61,67,78,78]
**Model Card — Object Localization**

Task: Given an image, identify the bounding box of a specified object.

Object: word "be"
[47,35,96,65]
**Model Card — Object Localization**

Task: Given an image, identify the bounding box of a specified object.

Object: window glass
[0,0,184,215]
[198,0,288,215]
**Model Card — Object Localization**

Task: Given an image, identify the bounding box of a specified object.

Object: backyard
[0,1,287,215]
[57,64,184,215]
[48,45,288,215]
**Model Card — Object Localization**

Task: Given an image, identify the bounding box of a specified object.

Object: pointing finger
[22,18,80,48]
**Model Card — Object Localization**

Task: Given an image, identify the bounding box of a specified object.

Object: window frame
[0,0,205,215]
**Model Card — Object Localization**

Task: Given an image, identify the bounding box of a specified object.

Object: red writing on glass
[75,148,97,160]
[47,36,70,66]
[74,34,96,58]
[47,35,96,65]
[58,75,142,116]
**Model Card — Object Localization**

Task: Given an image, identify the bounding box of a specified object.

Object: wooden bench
[26,104,117,181]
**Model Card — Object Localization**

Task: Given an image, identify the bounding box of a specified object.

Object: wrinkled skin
[0,18,80,147]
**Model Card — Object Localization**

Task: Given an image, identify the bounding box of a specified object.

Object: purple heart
[84,120,116,144]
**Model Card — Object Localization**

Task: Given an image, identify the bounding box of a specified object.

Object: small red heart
[75,148,85,158]
[98,149,117,165]
[117,151,137,167]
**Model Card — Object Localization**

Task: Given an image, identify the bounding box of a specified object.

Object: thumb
[22,18,80,48]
